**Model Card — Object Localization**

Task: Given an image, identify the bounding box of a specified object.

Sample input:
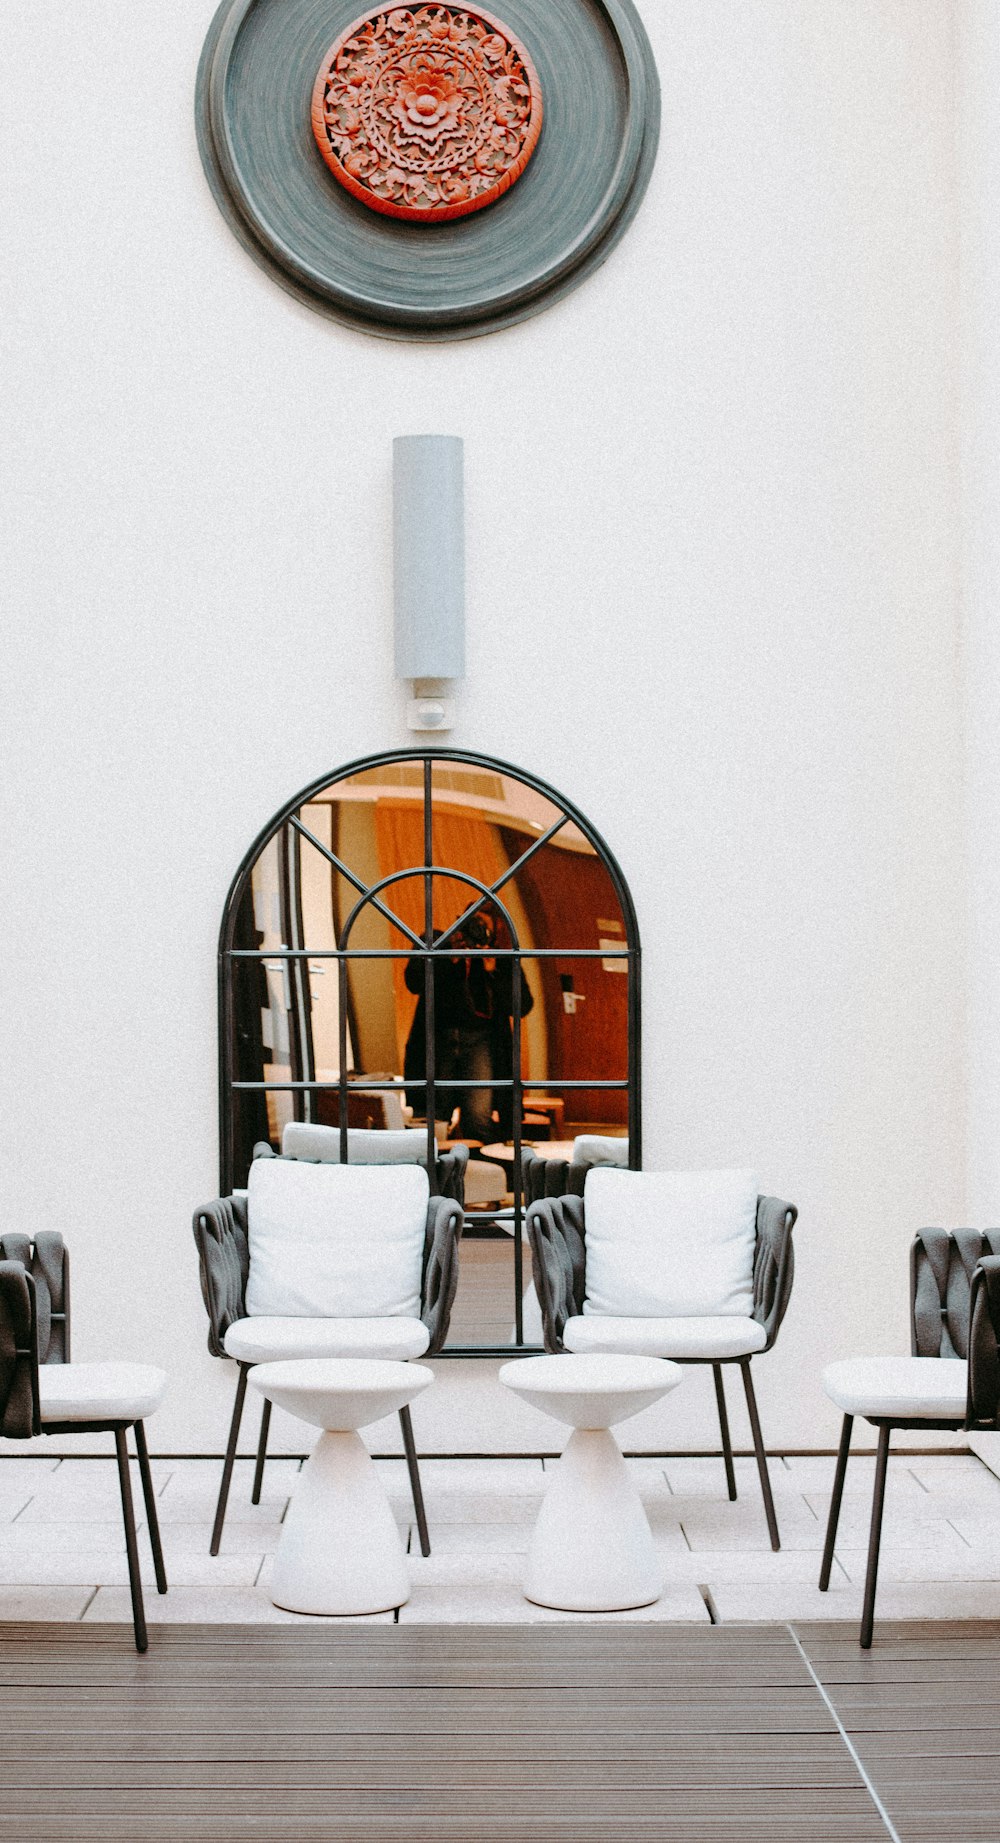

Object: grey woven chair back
[912,1229,1000,1359]
[526,1192,796,1355]
[522,1154,585,1205]
[193,1178,463,1358]
[193,1195,251,1359]
[0,1233,67,1439]
[750,1199,797,1345]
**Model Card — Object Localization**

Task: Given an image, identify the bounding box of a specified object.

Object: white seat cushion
[246,1159,428,1319]
[582,1168,759,1319]
[281,1123,427,1164]
[564,1314,767,1360]
[224,1316,430,1364]
[822,1356,967,1421]
[39,1362,166,1424]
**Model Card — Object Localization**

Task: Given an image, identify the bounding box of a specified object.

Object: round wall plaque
[196,0,660,341]
[311,6,543,222]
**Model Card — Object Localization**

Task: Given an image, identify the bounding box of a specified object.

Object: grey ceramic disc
[196,0,660,341]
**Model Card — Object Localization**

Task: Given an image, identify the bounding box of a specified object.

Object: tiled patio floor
[3,1450,1000,1627]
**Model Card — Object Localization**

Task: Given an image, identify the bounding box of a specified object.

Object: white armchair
[194,1158,463,1558]
[527,1168,797,1547]
[0,1234,167,1651]
[819,1229,1000,1646]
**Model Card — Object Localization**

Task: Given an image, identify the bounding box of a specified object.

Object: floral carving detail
[311,6,543,221]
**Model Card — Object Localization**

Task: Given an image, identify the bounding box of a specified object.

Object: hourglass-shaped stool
[249,1358,433,1615]
[498,1353,683,1611]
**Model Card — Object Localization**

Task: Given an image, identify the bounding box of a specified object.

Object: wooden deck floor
[0,1621,995,1841]
[799,1619,1000,1842]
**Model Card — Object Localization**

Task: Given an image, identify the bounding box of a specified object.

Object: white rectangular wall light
[393,434,464,729]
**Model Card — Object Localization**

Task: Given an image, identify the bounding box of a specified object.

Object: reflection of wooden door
[315,1090,391,1130]
[500,831,628,1124]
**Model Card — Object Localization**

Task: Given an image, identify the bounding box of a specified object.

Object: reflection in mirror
[223,753,637,1352]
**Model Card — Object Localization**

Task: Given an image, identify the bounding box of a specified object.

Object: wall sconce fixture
[393,434,464,731]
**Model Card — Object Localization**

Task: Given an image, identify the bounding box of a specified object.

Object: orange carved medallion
[311,6,543,222]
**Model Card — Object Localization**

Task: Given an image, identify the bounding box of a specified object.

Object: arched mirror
[220,749,640,1353]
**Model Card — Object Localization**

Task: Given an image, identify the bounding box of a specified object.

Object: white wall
[960,4,1000,1225]
[957,4,1000,1479]
[1,2,966,1456]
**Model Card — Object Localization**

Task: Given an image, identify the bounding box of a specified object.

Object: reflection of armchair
[0,1233,167,1651]
[522,1135,629,1205]
[275,1123,468,1202]
[193,1160,463,1558]
[819,1231,1000,1646]
[527,1170,797,1547]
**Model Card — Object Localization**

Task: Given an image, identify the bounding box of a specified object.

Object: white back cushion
[582,1168,759,1319]
[246,1159,428,1319]
[571,1134,629,1169]
[281,1123,428,1165]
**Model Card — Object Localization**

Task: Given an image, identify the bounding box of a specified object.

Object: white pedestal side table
[498,1353,683,1611]
[248,1358,433,1616]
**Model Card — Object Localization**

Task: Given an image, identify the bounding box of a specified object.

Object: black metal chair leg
[860,1424,891,1650]
[399,1404,430,1557]
[252,1396,271,1506]
[210,1365,248,1557]
[115,1427,148,1653]
[819,1413,853,1591]
[134,1421,167,1595]
[712,1364,737,1501]
[740,1359,780,1551]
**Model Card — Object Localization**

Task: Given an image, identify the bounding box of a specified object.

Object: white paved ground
[2,1450,1000,1626]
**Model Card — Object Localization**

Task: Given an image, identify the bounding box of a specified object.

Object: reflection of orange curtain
[373,805,425,1067]
[373,804,510,1067]
[373,805,426,941]
[431,812,510,924]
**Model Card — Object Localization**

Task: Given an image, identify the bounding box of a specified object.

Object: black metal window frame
[218,747,641,1355]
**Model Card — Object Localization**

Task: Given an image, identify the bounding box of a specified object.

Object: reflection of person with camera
[403,907,534,1142]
